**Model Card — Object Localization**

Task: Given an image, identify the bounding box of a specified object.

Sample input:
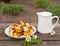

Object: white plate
[5,25,36,39]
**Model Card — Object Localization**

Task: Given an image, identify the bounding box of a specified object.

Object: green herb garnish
[19,36,42,46]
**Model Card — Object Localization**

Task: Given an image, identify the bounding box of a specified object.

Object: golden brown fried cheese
[9,21,34,37]
[9,31,14,36]
[20,21,25,26]
[23,26,28,31]
[13,32,18,37]
[29,27,34,33]
[25,23,30,27]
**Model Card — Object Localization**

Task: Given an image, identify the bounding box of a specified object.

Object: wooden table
[0,23,60,46]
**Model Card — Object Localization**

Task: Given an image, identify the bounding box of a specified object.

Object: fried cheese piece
[9,27,15,33]
[23,26,28,31]
[24,31,31,36]
[15,27,23,33]
[29,27,34,33]
[25,23,30,27]
[14,23,19,27]
[17,32,23,36]
[13,32,18,37]
[9,32,14,36]
[20,21,25,26]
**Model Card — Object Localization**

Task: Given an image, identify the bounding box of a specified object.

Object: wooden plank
[0,27,60,40]
[0,23,60,30]
[0,41,60,46]
[0,41,21,46]
[32,41,60,46]
[0,23,60,40]
[0,23,14,30]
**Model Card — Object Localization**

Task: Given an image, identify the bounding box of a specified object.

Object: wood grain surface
[0,23,60,46]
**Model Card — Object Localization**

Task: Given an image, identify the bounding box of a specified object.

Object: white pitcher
[37,12,59,34]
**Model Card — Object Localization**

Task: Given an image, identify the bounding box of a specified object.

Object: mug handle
[51,16,59,30]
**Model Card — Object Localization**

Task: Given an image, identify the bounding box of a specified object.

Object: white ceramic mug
[37,12,59,34]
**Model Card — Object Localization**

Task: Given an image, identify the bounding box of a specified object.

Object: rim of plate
[5,25,36,39]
